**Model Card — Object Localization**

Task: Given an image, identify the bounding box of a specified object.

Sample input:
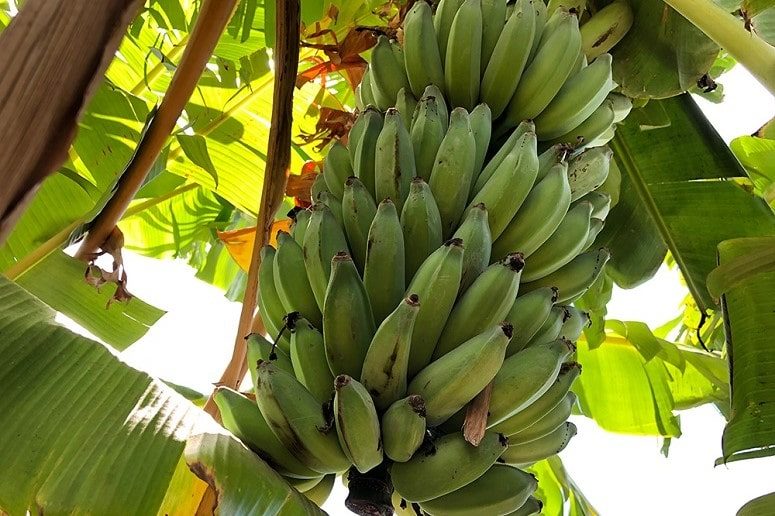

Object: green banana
[304,474,335,506]
[429,108,477,238]
[434,0,465,64]
[419,84,449,132]
[533,53,614,140]
[382,394,427,462]
[581,1,634,59]
[284,475,324,493]
[395,87,418,129]
[452,203,492,292]
[504,286,559,356]
[420,464,537,516]
[529,0,548,59]
[350,106,383,198]
[257,245,291,351]
[480,0,537,118]
[500,10,582,130]
[549,98,616,147]
[410,323,513,426]
[334,375,383,473]
[520,201,593,282]
[315,191,344,229]
[359,68,377,108]
[274,231,323,328]
[469,103,492,178]
[303,203,350,311]
[573,190,611,219]
[492,362,581,435]
[508,496,543,516]
[375,108,416,212]
[355,81,365,111]
[391,432,508,502]
[255,360,350,474]
[434,254,524,358]
[213,387,320,479]
[364,199,406,324]
[410,94,447,181]
[608,91,633,122]
[401,178,444,283]
[445,0,482,110]
[536,142,571,182]
[311,171,329,199]
[566,145,612,201]
[361,295,420,410]
[520,247,610,303]
[488,338,575,426]
[323,253,376,378]
[341,176,377,273]
[403,1,446,97]
[405,239,464,376]
[492,162,571,260]
[370,35,410,108]
[569,45,588,76]
[584,218,605,251]
[290,207,311,245]
[467,131,540,240]
[524,305,566,348]
[501,421,577,465]
[322,141,352,199]
[509,392,576,442]
[247,332,294,387]
[558,306,589,342]
[480,0,507,73]
[472,120,534,195]
[287,314,335,405]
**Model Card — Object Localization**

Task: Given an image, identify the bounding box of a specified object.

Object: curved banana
[370,35,410,108]
[315,191,344,228]
[274,231,323,328]
[480,0,507,73]
[520,247,611,303]
[214,387,321,479]
[508,496,543,516]
[445,0,482,110]
[467,131,539,240]
[472,120,535,195]
[420,464,537,516]
[548,98,616,148]
[567,145,613,201]
[524,305,566,348]
[255,360,350,474]
[341,176,377,272]
[584,218,605,251]
[434,0,465,63]
[608,91,633,122]
[501,421,577,465]
[520,201,593,282]
[303,203,350,311]
[573,190,611,219]
[304,474,335,506]
[469,103,492,178]
[533,53,614,140]
[409,323,513,426]
[290,207,311,245]
[492,362,581,435]
[285,475,324,494]
[323,253,376,378]
[287,314,334,405]
[401,178,444,283]
[452,203,492,292]
[395,87,418,129]
[359,68,377,108]
[311,172,329,199]
[504,286,559,356]
[363,199,406,324]
[510,392,576,442]
[410,95,447,181]
[434,254,524,358]
[257,245,291,351]
[559,306,590,342]
[480,0,537,118]
[581,1,634,59]
[429,108,477,238]
[536,142,571,182]
[334,375,383,473]
[492,162,571,260]
[247,332,294,383]
[391,432,508,502]
[529,0,548,58]
[403,1,446,98]
[488,338,575,426]
[322,141,352,199]
[500,10,582,131]
[375,108,416,212]
[350,106,383,198]
[405,238,464,376]
[382,394,427,462]
[361,295,420,410]
[420,84,450,132]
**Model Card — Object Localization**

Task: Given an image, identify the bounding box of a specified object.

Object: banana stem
[662,0,775,95]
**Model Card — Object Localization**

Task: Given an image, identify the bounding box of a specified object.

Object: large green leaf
[718,237,775,463]
[530,457,598,516]
[0,275,320,515]
[600,94,775,310]
[730,135,775,208]
[738,492,775,516]
[574,320,728,436]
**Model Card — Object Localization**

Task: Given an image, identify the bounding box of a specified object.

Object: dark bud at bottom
[345,462,394,516]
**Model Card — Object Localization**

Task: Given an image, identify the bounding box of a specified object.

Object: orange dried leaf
[286,170,319,206]
[217,219,292,272]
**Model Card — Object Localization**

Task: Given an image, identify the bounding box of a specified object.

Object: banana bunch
[356,0,634,149]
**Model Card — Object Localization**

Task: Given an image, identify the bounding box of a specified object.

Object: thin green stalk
[663,0,775,95]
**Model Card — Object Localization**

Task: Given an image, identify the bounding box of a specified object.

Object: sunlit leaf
[738,492,775,516]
